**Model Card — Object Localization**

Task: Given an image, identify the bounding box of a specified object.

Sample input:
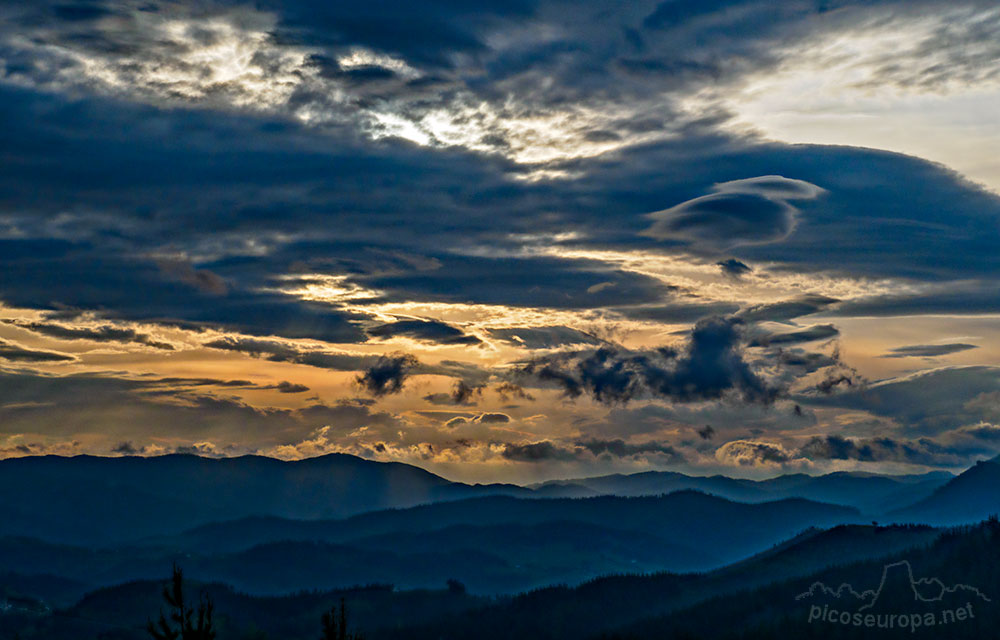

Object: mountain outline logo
[795,560,991,611]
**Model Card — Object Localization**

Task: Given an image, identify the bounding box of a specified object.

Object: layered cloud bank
[1,0,1000,481]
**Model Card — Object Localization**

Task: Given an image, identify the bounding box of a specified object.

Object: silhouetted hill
[146,491,861,567]
[0,453,530,544]
[0,521,713,596]
[0,454,951,546]
[604,519,1000,639]
[0,521,952,640]
[2,580,485,640]
[891,455,1000,524]
[0,492,857,597]
[367,522,946,640]
[532,469,952,513]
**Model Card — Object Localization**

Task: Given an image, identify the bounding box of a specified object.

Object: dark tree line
[147,567,363,640]
[320,598,363,640]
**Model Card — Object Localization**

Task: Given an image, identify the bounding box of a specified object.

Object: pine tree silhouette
[320,597,363,640]
[147,564,216,640]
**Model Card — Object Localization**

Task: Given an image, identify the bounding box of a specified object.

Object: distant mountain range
[4,520,967,640]
[0,491,859,595]
[0,453,962,546]
[0,453,531,544]
[890,454,1000,525]
[4,452,1000,639]
[531,468,953,513]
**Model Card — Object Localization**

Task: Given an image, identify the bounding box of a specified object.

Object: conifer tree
[148,564,216,640]
[320,597,362,640]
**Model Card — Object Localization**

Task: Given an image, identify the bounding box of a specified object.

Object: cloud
[519,316,779,405]
[356,352,419,396]
[156,259,229,295]
[815,372,861,394]
[451,380,482,404]
[494,382,534,402]
[366,319,481,345]
[0,339,75,362]
[273,381,310,393]
[795,429,1000,467]
[203,337,372,371]
[716,258,752,278]
[4,320,176,350]
[174,441,229,458]
[0,369,298,445]
[474,412,511,424]
[501,441,577,463]
[738,295,840,324]
[424,379,484,406]
[353,254,675,310]
[111,441,143,455]
[748,324,839,347]
[488,326,603,349]
[881,343,978,358]
[715,440,794,467]
[574,438,683,461]
[643,176,824,250]
[3,0,1000,475]
[804,366,1000,435]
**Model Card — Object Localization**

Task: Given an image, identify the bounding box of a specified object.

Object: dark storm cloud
[423,380,483,405]
[111,441,141,455]
[356,353,419,396]
[366,319,481,345]
[272,381,311,393]
[881,343,979,358]
[519,316,779,405]
[265,0,537,68]
[501,438,689,463]
[451,380,481,404]
[4,319,175,350]
[716,258,752,278]
[794,429,1000,467]
[0,0,999,453]
[797,435,946,464]
[501,441,577,463]
[748,324,839,347]
[2,69,1000,337]
[0,339,75,362]
[574,438,683,460]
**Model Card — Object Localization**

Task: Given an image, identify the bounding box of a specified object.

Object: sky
[1,0,1000,483]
